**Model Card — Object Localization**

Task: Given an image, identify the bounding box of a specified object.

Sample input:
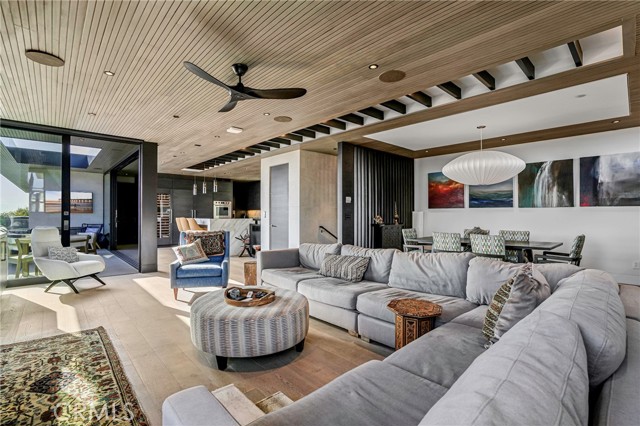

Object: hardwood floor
[0,248,391,425]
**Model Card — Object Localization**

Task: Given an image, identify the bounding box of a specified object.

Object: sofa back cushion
[388,252,475,298]
[537,269,626,386]
[420,310,589,426]
[466,258,582,305]
[341,245,397,283]
[299,243,341,270]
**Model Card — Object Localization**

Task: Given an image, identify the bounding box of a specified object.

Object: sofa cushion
[388,252,475,298]
[356,287,476,326]
[251,360,448,426]
[483,264,550,343]
[537,269,626,386]
[340,245,397,283]
[592,318,640,426]
[261,267,322,292]
[466,258,576,305]
[450,305,488,329]
[299,243,341,270]
[175,262,223,279]
[320,254,370,282]
[420,310,589,426]
[619,284,640,321]
[298,278,386,310]
[385,322,487,388]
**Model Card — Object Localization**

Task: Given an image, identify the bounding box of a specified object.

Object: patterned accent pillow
[173,239,209,265]
[320,254,370,283]
[483,263,551,344]
[183,231,225,256]
[48,246,79,263]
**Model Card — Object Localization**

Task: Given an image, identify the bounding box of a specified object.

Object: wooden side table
[387,298,442,350]
[243,261,257,286]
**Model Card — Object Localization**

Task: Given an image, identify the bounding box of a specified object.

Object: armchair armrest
[257,248,300,283]
[170,260,181,287]
[162,386,239,426]
[221,258,230,286]
[33,257,79,280]
[77,253,105,266]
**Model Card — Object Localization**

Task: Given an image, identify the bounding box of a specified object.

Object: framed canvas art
[469,179,513,208]
[518,159,573,208]
[428,172,464,208]
[580,152,640,206]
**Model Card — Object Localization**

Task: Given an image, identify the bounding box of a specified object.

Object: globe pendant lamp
[442,125,525,186]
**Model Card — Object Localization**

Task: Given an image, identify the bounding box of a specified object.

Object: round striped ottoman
[190,287,309,370]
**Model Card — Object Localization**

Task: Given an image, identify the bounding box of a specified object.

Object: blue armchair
[170,231,230,300]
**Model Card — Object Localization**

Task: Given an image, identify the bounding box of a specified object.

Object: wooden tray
[224,287,275,307]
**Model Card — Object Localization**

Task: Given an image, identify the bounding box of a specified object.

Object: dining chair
[535,234,585,266]
[470,234,506,260]
[499,230,531,262]
[176,217,189,232]
[7,237,39,278]
[187,218,207,231]
[401,228,429,253]
[432,232,463,253]
[463,227,490,238]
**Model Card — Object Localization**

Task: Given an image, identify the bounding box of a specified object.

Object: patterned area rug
[0,327,148,425]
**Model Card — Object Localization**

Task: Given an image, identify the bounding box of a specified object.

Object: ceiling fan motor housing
[232,63,249,77]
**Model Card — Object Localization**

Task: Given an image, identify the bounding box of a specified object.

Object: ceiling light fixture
[425,150,429,153]
[274,116,292,123]
[25,50,64,67]
[368,64,379,69]
[182,167,204,172]
[193,175,197,195]
[104,70,115,76]
[442,125,525,186]
[227,126,243,134]
[202,174,207,194]
[173,115,180,118]
[611,120,620,124]
[194,144,201,147]
[263,112,271,116]
[213,176,218,193]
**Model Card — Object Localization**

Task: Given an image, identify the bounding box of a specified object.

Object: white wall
[415,127,640,284]
[261,151,301,250]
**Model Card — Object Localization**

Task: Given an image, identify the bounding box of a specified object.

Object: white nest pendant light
[442,125,525,186]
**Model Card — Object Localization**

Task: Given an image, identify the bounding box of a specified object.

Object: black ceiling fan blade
[184,61,232,94]
[218,99,238,112]
[245,87,307,99]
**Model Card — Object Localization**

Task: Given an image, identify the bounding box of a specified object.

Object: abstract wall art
[428,172,464,208]
[518,159,574,208]
[469,179,514,208]
[580,152,640,206]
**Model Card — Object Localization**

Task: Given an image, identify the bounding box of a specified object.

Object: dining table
[405,236,563,262]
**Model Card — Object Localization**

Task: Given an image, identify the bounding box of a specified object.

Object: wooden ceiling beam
[235,150,255,156]
[381,100,407,114]
[567,41,583,67]
[243,147,262,154]
[253,143,274,150]
[407,91,433,107]
[359,107,385,120]
[437,82,462,99]
[308,124,331,134]
[340,113,365,125]
[260,141,282,148]
[516,57,536,80]
[282,133,303,142]
[269,137,291,145]
[324,119,347,130]
[292,129,316,138]
[473,70,496,90]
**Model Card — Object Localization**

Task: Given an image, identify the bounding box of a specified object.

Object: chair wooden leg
[173,288,179,300]
[45,280,60,293]
[90,274,107,286]
[62,279,80,294]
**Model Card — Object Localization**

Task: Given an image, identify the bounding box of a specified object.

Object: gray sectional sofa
[163,243,638,426]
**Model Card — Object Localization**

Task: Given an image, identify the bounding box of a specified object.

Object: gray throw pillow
[320,254,370,282]
[483,263,551,343]
[48,246,79,263]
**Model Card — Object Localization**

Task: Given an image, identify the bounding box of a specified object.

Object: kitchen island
[194,218,254,256]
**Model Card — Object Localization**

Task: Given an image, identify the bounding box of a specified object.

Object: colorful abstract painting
[428,172,464,208]
[518,159,574,208]
[580,152,640,206]
[469,179,514,208]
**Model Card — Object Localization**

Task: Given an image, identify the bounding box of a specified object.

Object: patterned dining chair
[499,230,531,263]
[401,228,429,253]
[470,234,506,260]
[535,235,585,266]
[432,232,463,253]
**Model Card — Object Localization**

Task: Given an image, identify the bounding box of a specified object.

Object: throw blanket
[184,231,225,256]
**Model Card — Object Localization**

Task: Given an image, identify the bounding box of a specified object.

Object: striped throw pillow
[320,254,370,282]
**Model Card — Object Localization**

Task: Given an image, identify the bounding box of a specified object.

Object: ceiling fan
[184,62,307,112]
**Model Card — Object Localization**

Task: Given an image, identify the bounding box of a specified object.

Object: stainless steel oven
[213,201,232,219]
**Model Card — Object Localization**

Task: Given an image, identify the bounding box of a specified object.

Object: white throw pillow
[173,239,209,265]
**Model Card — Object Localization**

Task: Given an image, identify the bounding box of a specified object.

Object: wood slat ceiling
[1,1,639,182]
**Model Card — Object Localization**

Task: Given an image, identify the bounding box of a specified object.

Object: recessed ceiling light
[501,138,506,141]
[576,94,587,98]
[425,150,429,153]
[227,126,243,134]
[173,115,180,119]
[87,112,96,116]
[368,64,379,70]
[263,112,271,116]
[25,50,64,67]
[611,120,620,124]
[104,70,115,76]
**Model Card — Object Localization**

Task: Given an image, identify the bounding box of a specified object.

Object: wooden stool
[243,261,257,286]
[387,298,442,350]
